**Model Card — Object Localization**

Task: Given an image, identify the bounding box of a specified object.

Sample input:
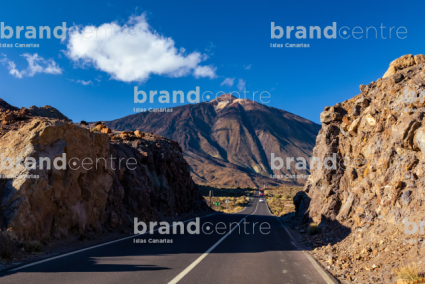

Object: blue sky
[0,0,423,124]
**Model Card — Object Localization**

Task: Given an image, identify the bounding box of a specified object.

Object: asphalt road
[0,191,336,284]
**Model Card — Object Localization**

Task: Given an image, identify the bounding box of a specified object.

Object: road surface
[0,191,336,284]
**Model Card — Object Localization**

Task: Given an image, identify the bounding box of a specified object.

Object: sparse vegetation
[200,185,304,215]
[394,263,424,281]
[23,240,43,253]
[307,223,319,236]
[264,186,303,217]
[199,185,254,213]
[91,128,99,132]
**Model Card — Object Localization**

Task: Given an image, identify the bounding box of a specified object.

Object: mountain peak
[214,93,238,102]
[105,99,321,188]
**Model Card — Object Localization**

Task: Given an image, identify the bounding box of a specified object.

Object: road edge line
[277,218,336,284]
[302,251,336,284]
[9,213,217,272]
[232,193,255,214]
[269,201,336,284]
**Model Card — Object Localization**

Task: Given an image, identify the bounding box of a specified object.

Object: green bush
[23,240,43,253]
[307,223,319,236]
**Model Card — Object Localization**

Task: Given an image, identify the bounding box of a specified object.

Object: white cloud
[65,14,217,82]
[1,53,62,78]
[237,79,246,91]
[220,77,235,87]
[194,65,216,79]
[76,80,93,85]
[245,64,251,70]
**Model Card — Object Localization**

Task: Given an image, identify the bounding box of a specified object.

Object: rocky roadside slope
[292,54,425,283]
[0,101,209,243]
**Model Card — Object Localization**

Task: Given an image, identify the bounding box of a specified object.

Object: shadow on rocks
[280,191,351,250]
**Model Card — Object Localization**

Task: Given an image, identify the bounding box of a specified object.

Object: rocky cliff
[295,54,425,283]
[0,103,208,242]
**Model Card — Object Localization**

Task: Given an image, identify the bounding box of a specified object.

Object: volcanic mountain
[105,94,321,188]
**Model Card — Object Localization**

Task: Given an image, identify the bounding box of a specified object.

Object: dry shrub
[394,262,424,280]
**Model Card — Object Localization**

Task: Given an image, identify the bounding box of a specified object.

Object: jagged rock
[355,97,370,108]
[320,111,342,124]
[394,73,404,83]
[4,113,15,122]
[101,127,112,134]
[348,117,361,136]
[96,124,106,131]
[415,54,425,65]
[134,130,144,138]
[121,131,134,137]
[383,54,416,78]
[401,190,412,204]
[414,126,425,153]
[297,54,425,284]
[28,105,71,122]
[0,117,209,241]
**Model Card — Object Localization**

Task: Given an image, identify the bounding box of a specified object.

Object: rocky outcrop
[28,105,71,122]
[0,116,208,241]
[0,101,71,140]
[297,54,425,283]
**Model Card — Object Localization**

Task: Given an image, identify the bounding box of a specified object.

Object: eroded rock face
[297,54,425,282]
[0,118,208,241]
[303,54,425,226]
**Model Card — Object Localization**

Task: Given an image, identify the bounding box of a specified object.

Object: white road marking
[9,213,217,272]
[167,216,248,284]
[251,199,260,215]
[168,193,261,283]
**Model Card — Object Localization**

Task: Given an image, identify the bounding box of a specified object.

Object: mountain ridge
[105,94,321,188]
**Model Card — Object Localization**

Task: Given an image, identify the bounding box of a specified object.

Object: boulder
[414,126,425,153]
[383,54,415,78]
[134,130,144,138]
[4,113,15,122]
[320,111,342,124]
[101,127,112,134]
[414,54,425,65]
